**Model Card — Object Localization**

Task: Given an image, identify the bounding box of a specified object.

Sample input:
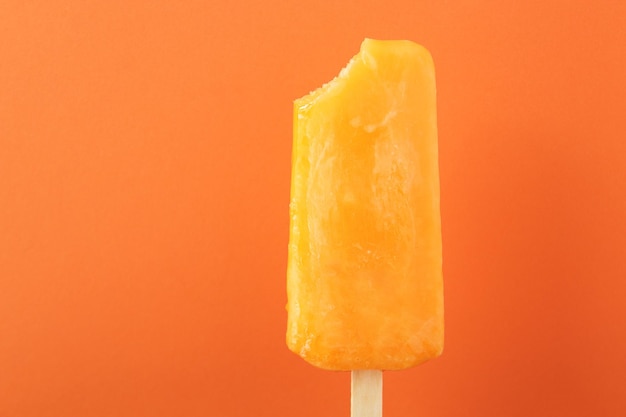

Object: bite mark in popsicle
[287,39,444,372]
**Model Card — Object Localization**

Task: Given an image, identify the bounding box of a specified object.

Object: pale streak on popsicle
[287,38,443,414]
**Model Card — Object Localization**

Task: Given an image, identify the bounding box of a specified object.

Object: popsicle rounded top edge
[294,38,434,110]
[360,38,433,59]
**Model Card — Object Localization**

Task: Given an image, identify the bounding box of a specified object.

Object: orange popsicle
[287,39,443,371]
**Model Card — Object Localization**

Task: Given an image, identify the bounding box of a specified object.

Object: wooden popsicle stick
[351,370,383,417]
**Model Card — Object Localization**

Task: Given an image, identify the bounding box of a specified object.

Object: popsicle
[286,38,443,414]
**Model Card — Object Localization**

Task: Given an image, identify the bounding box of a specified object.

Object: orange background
[1,1,625,416]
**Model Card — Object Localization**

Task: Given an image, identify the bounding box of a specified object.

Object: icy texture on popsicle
[287,39,443,371]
